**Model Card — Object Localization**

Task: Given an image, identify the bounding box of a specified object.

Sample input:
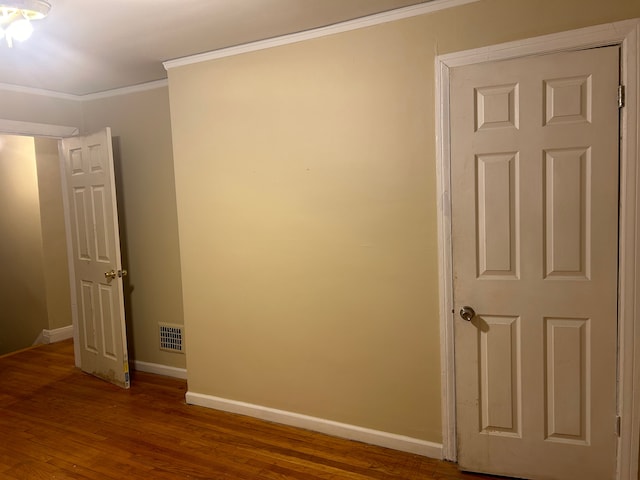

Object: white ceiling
[0,0,432,96]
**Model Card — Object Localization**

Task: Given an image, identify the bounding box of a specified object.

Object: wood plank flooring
[0,340,508,479]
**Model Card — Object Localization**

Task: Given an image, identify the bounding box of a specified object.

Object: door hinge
[618,85,625,108]
[616,415,621,437]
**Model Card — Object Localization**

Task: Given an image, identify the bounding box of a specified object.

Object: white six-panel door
[61,128,130,388]
[450,46,619,479]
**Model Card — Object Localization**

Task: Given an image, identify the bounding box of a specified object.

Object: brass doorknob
[105,269,127,280]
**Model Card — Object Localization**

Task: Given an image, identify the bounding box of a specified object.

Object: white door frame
[0,119,82,366]
[436,19,640,479]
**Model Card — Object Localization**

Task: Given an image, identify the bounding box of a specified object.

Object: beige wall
[34,137,73,331]
[0,135,73,352]
[0,136,48,355]
[168,0,640,443]
[82,88,185,369]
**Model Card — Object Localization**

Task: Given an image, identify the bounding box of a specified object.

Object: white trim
[437,20,640,68]
[32,325,74,346]
[0,82,79,101]
[133,360,187,380]
[617,20,640,480]
[435,54,457,461]
[0,79,168,101]
[435,19,640,479]
[81,79,169,101]
[163,0,479,70]
[185,391,443,458]
[42,325,74,344]
[0,119,78,138]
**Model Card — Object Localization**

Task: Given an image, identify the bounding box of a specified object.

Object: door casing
[436,19,640,479]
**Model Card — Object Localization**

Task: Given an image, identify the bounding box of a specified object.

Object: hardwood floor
[0,340,508,479]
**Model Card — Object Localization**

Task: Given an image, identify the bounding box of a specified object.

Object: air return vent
[159,323,184,353]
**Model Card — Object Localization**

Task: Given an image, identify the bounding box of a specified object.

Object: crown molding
[0,79,168,102]
[0,82,79,101]
[0,119,79,137]
[163,0,480,70]
[81,79,169,101]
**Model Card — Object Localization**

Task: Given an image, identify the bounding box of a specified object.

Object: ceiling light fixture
[0,0,50,47]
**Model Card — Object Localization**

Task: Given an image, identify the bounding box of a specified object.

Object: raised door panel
[91,185,111,264]
[544,317,590,445]
[72,187,92,261]
[543,148,590,279]
[476,152,519,278]
[478,315,522,437]
[80,281,98,354]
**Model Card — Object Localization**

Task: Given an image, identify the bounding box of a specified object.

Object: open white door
[60,128,130,388]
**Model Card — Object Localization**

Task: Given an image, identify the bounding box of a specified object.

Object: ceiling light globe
[7,17,32,41]
[0,1,50,19]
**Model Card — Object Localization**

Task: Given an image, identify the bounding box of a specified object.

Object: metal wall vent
[159,323,184,353]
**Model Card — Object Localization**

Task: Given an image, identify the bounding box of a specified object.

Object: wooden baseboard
[186,391,443,459]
